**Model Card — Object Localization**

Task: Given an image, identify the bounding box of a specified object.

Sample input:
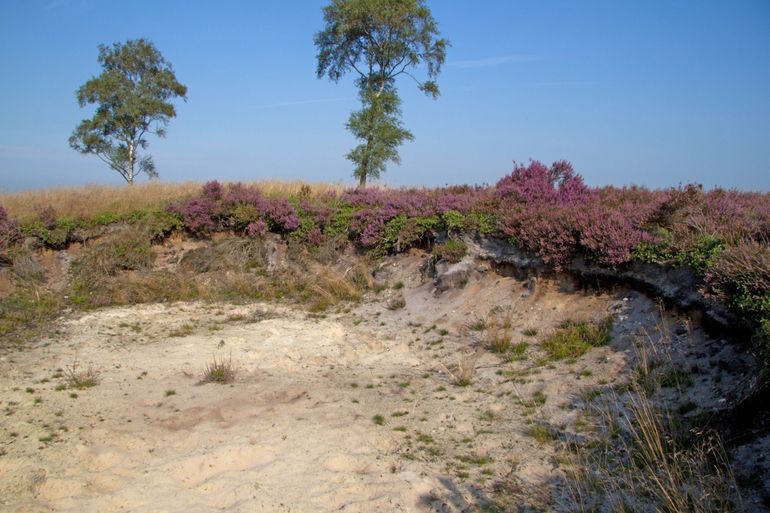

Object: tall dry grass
[558,311,743,513]
[0,180,347,222]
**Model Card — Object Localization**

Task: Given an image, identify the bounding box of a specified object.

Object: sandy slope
[1,268,684,513]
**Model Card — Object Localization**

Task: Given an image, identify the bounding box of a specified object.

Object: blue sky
[1,0,769,192]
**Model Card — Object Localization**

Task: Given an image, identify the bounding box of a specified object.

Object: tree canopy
[69,39,187,184]
[315,0,447,186]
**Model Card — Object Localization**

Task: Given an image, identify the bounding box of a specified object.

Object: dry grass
[63,361,100,390]
[0,180,346,222]
[468,308,513,353]
[0,249,63,346]
[484,313,513,354]
[440,352,478,387]
[200,355,237,384]
[563,389,741,513]
[559,312,742,513]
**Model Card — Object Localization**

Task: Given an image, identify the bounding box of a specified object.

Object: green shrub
[434,239,467,263]
[467,212,497,234]
[23,216,79,248]
[442,210,466,232]
[89,211,121,226]
[673,234,725,275]
[69,227,155,305]
[128,209,182,242]
[541,317,613,360]
[378,214,440,255]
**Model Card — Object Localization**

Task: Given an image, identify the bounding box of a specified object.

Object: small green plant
[522,328,538,337]
[531,390,547,406]
[164,389,176,397]
[541,317,613,360]
[510,342,529,361]
[373,414,385,426]
[480,410,495,422]
[467,318,487,331]
[458,453,493,466]
[526,424,554,443]
[200,355,237,384]
[416,432,434,444]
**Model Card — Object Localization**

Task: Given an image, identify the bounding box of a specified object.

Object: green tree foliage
[346,89,413,185]
[69,39,187,184]
[314,0,447,187]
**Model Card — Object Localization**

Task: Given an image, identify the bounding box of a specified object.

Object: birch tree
[69,39,187,184]
[315,0,447,187]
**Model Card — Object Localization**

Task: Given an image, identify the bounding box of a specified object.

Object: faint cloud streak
[256,98,347,109]
[448,55,538,69]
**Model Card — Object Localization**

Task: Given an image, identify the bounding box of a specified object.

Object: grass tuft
[200,355,237,384]
[63,362,100,390]
[541,317,613,360]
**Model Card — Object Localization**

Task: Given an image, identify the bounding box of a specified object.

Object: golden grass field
[0,180,347,222]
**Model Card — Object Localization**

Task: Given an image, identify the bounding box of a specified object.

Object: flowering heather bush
[201,180,224,202]
[246,219,267,238]
[496,160,590,204]
[576,203,656,266]
[169,198,216,236]
[0,206,21,251]
[162,166,766,280]
[264,198,300,231]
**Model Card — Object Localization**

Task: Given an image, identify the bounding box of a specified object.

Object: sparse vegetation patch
[541,317,613,360]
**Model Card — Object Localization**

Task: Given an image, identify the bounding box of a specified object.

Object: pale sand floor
[1,276,639,512]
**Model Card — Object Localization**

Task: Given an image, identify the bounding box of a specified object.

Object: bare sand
[0,267,685,512]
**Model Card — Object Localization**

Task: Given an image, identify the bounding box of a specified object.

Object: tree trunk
[359,172,367,188]
[127,141,135,185]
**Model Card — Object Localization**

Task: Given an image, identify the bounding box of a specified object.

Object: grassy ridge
[0,180,345,223]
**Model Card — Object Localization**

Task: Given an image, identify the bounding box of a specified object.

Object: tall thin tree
[315,0,447,187]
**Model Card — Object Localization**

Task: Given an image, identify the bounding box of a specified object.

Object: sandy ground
[0,258,750,512]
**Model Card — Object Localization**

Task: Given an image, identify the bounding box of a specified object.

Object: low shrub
[23,214,78,249]
[0,206,21,251]
[63,362,100,389]
[706,240,770,363]
[434,239,467,264]
[541,317,613,360]
[69,227,157,306]
[706,240,769,322]
[127,209,182,242]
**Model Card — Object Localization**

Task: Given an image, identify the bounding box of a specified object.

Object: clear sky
[1,0,769,192]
